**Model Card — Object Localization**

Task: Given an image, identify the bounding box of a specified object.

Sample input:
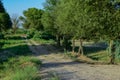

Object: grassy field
[0,34,41,80]
[32,38,55,45]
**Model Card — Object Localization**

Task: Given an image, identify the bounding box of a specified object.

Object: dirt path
[27,40,120,80]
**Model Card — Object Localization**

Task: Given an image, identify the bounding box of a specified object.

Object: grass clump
[1,56,41,80]
[0,34,42,80]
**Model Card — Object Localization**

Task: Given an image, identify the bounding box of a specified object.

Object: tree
[87,0,120,64]
[0,0,5,13]
[42,0,61,46]
[55,0,91,54]
[11,14,20,34]
[20,8,44,31]
[0,0,12,49]
[0,0,12,32]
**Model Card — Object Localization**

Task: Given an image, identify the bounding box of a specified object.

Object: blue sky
[3,0,45,16]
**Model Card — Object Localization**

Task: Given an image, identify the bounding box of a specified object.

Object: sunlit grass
[0,34,42,80]
[32,38,55,44]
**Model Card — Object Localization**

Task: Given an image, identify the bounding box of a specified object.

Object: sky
[3,0,45,16]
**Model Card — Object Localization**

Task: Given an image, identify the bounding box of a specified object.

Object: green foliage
[28,29,55,40]
[107,40,120,58]
[30,58,42,65]
[20,8,44,31]
[1,57,40,80]
[27,28,36,39]
[0,13,12,31]
[0,34,41,80]
[33,31,42,39]
[0,0,5,13]
[32,38,55,45]
[0,40,4,49]
[42,0,61,46]
[15,29,27,34]
[11,15,20,33]
[5,66,38,80]
[39,31,55,40]
[87,50,109,62]
[0,0,12,32]
[0,32,4,39]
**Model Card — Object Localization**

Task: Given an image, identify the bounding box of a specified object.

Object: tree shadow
[0,44,32,64]
[5,36,24,40]
[42,61,82,68]
[29,44,64,56]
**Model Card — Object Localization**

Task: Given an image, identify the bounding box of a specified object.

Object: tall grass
[2,57,41,80]
[0,34,41,80]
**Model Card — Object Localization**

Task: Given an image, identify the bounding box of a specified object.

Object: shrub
[40,31,55,40]
[33,31,42,39]
[0,40,4,50]
[4,66,38,80]
[27,28,36,39]
[0,33,4,39]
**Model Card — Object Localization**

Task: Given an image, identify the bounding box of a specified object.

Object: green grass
[1,56,41,80]
[0,34,42,80]
[87,50,109,62]
[86,50,120,63]
[32,38,55,45]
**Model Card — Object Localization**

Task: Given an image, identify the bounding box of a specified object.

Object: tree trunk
[109,40,115,64]
[78,38,84,56]
[56,35,60,46]
[72,39,75,53]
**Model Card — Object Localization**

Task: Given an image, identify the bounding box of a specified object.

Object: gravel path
[27,40,120,80]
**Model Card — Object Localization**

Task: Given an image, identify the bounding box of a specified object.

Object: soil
[27,40,120,80]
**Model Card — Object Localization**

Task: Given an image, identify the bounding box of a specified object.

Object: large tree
[87,0,120,64]
[0,0,5,13]
[0,0,12,32]
[55,0,91,54]
[42,0,61,46]
[20,8,44,31]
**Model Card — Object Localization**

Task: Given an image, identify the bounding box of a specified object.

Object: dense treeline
[41,0,120,64]
[0,0,12,32]
[19,0,120,64]
[1,0,120,64]
[0,0,12,49]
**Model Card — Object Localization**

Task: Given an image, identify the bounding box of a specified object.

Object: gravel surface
[27,40,120,80]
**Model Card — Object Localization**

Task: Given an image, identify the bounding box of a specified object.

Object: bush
[0,33,4,39]
[33,31,42,39]
[33,30,55,40]
[40,31,55,40]
[27,29,36,39]
[16,29,27,34]
[0,40,4,50]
